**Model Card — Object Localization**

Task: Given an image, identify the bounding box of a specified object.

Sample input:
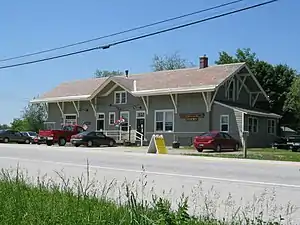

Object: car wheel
[74,144,80,147]
[215,144,221,152]
[46,141,53,146]
[25,139,30,144]
[58,138,66,146]
[196,148,203,152]
[234,143,239,151]
[108,140,115,147]
[3,137,9,143]
[87,140,93,147]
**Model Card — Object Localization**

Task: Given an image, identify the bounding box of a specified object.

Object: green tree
[151,52,194,71]
[215,48,297,121]
[0,124,10,129]
[215,48,258,69]
[95,70,124,78]
[21,99,47,132]
[283,77,300,126]
[10,118,29,131]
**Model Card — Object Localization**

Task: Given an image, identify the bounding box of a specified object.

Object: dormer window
[114,91,127,104]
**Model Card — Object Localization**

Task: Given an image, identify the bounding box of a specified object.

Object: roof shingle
[40,77,108,99]
[35,62,245,101]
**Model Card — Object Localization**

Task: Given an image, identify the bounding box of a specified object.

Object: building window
[248,117,258,133]
[267,119,276,134]
[220,115,229,132]
[114,91,127,104]
[109,112,116,125]
[155,110,174,132]
[64,114,77,125]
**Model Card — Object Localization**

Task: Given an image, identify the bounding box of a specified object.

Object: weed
[0,163,297,225]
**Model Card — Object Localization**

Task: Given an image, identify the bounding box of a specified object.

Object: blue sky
[0,0,298,125]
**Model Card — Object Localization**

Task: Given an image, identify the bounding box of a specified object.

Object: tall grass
[0,163,296,225]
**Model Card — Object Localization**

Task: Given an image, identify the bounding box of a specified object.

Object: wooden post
[242,131,249,158]
[243,138,247,158]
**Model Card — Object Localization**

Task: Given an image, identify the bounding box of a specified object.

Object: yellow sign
[147,134,168,154]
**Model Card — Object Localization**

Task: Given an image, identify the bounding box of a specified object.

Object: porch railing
[103,129,144,146]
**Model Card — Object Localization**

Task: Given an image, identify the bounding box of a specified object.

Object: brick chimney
[199,55,208,69]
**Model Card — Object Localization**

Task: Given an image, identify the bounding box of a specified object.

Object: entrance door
[96,113,105,131]
[136,111,145,140]
[120,111,129,131]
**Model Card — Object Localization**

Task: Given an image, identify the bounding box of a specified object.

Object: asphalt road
[0,143,299,224]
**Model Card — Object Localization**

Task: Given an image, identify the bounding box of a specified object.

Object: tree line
[2,48,299,133]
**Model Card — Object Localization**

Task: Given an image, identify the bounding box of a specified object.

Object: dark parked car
[70,131,116,147]
[21,131,38,144]
[286,135,300,152]
[271,136,289,150]
[193,131,240,152]
[0,129,31,144]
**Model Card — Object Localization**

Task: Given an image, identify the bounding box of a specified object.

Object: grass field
[184,148,300,162]
[0,167,294,225]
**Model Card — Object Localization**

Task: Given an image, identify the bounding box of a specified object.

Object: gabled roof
[215,101,281,119]
[31,62,263,103]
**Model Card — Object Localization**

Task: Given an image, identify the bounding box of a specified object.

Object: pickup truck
[286,135,300,152]
[38,124,85,146]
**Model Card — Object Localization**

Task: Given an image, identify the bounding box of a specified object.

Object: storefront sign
[179,113,205,121]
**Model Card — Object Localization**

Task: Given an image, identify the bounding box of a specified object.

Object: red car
[38,124,85,146]
[193,131,240,152]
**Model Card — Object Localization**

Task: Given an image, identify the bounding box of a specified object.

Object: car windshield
[28,132,37,136]
[62,126,73,131]
[78,131,90,136]
[199,132,216,137]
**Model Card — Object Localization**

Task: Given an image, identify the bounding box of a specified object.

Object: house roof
[31,62,253,103]
[215,101,282,119]
[32,77,108,102]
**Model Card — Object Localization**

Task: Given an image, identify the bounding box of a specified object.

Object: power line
[0,0,278,70]
[0,0,245,62]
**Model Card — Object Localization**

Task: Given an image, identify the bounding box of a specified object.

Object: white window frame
[96,113,105,131]
[267,119,276,134]
[108,112,116,126]
[248,116,258,133]
[44,122,56,130]
[154,109,174,132]
[114,91,127,104]
[64,114,77,125]
[220,115,229,132]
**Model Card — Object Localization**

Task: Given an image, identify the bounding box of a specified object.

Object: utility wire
[0,0,278,70]
[0,0,245,62]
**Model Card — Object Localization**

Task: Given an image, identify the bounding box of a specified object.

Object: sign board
[179,113,205,121]
[147,134,168,154]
